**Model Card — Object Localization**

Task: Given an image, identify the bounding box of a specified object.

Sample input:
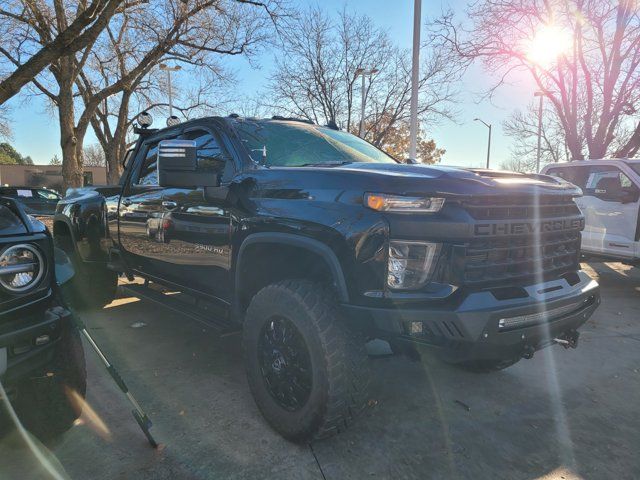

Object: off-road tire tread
[244,279,370,442]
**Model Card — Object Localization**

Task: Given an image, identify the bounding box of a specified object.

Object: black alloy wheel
[258,316,312,411]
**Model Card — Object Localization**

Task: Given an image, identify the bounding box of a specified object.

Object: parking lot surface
[1,261,639,479]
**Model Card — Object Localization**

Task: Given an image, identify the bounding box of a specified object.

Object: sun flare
[526,24,573,67]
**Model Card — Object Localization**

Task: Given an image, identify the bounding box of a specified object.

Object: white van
[541,159,640,264]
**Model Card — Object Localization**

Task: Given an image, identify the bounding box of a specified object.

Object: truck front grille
[457,196,582,287]
[462,230,581,286]
[463,196,581,220]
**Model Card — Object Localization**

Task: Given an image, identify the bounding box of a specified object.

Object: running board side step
[119,283,241,336]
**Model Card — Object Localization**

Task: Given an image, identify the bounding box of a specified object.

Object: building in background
[0,165,107,193]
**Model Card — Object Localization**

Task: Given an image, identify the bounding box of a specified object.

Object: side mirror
[157,140,219,188]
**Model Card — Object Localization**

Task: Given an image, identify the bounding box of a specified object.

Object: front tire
[14,327,87,441]
[243,280,370,442]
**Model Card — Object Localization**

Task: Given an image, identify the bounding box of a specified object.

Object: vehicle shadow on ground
[2,269,639,480]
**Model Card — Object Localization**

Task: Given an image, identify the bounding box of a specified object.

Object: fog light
[35,335,50,346]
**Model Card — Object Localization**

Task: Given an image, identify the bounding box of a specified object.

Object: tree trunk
[105,137,125,184]
[58,84,84,191]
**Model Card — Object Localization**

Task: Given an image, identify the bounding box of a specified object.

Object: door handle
[162,201,178,209]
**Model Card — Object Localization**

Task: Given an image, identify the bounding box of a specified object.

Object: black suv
[0,197,85,440]
[53,116,600,442]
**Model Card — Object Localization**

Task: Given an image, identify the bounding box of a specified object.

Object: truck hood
[264,163,581,199]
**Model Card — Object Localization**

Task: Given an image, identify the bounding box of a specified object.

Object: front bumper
[0,304,70,384]
[343,270,600,362]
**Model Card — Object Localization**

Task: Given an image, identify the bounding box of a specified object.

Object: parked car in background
[0,196,86,440]
[542,159,640,264]
[0,187,62,216]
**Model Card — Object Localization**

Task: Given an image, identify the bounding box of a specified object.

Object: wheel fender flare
[53,214,80,251]
[236,232,349,303]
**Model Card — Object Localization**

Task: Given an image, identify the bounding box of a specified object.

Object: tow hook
[554,330,580,349]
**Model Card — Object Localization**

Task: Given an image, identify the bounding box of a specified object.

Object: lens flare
[66,387,112,441]
[526,25,573,67]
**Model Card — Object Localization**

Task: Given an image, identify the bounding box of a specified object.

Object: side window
[181,129,231,174]
[585,167,635,192]
[135,143,160,186]
[584,165,639,202]
[33,189,60,200]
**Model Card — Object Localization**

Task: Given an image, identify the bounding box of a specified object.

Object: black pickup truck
[53,116,600,442]
[0,196,85,440]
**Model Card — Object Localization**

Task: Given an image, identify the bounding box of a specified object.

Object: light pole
[409,0,422,160]
[159,63,181,121]
[355,67,378,138]
[474,118,492,169]
[534,91,545,172]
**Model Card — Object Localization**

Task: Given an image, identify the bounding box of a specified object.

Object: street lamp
[534,91,545,172]
[355,67,379,138]
[474,118,492,169]
[159,63,181,123]
[409,0,422,160]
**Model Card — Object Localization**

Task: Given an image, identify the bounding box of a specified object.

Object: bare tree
[0,105,11,139]
[0,0,127,105]
[82,143,105,167]
[501,103,571,172]
[435,0,640,160]
[266,8,460,154]
[0,0,282,189]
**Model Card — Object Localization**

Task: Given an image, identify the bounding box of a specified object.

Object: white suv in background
[541,159,640,264]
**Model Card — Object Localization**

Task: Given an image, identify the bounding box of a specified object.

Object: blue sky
[5,0,536,167]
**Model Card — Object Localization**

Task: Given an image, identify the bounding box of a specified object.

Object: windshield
[231,120,397,167]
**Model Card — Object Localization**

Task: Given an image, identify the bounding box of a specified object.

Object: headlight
[365,193,445,213]
[387,241,440,290]
[0,244,45,293]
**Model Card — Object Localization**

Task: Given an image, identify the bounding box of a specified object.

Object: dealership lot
[1,261,639,480]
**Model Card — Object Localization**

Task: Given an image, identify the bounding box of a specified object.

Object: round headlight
[0,244,45,293]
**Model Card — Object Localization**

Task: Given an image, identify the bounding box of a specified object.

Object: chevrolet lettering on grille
[474,218,584,236]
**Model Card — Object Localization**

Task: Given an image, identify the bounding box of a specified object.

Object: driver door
[580,165,640,258]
